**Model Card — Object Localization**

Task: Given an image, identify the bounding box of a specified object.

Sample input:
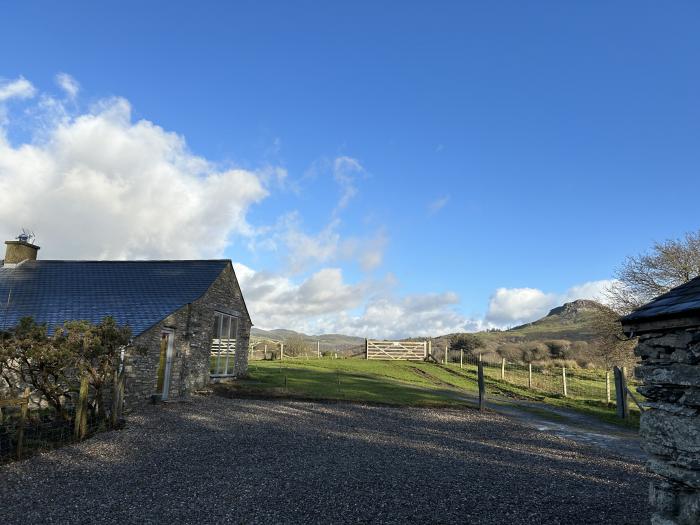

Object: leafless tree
[589,303,637,368]
[283,335,309,357]
[607,230,700,314]
[590,231,700,367]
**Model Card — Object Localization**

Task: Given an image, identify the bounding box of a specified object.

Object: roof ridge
[20,259,231,263]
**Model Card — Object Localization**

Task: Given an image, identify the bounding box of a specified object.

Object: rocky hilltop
[544,299,602,320]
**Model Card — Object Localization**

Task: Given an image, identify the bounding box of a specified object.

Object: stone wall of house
[634,327,700,525]
[124,264,251,406]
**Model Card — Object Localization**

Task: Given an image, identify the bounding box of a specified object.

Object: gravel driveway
[0,397,651,524]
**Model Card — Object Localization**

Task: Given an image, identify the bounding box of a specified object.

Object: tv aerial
[17,228,36,245]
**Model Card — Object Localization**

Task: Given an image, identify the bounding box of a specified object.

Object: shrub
[550,359,579,369]
[522,342,550,362]
[545,340,574,359]
[497,344,523,362]
[449,334,484,356]
[0,317,131,419]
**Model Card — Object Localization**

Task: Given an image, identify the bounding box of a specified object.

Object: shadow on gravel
[0,397,653,525]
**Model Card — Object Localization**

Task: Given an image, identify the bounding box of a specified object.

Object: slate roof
[622,276,700,324]
[0,260,229,336]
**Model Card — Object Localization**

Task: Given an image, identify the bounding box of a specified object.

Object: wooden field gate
[365,339,427,360]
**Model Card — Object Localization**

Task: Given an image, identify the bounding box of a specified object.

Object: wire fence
[0,402,112,463]
[0,373,126,464]
[247,340,366,361]
[449,351,641,413]
[247,340,642,414]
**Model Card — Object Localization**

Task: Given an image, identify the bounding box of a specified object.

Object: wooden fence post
[74,375,89,440]
[501,358,506,380]
[614,366,628,419]
[460,349,463,369]
[16,387,29,460]
[606,371,611,404]
[111,370,126,428]
[562,367,568,397]
[528,364,532,389]
[478,361,486,410]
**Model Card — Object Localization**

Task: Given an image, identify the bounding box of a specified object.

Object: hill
[250,327,365,354]
[426,300,608,367]
[492,299,603,342]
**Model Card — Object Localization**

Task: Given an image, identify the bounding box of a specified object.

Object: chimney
[4,233,40,266]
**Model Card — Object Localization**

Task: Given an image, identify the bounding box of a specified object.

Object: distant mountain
[250,327,365,353]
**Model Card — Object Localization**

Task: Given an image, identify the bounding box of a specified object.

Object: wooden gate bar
[366,340,428,361]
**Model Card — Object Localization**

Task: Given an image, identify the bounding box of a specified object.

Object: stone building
[0,236,252,405]
[621,280,700,525]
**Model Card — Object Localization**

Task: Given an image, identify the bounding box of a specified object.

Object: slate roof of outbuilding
[0,260,229,336]
[621,276,700,324]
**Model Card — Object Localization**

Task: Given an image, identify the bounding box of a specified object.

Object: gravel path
[0,397,651,524]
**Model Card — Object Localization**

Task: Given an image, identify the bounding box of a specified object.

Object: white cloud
[0,92,269,259]
[325,292,481,339]
[236,261,478,338]
[485,279,615,327]
[333,156,364,211]
[253,212,387,274]
[234,263,366,329]
[563,279,616,303]
[0,76,36,102]
[55,73,80,99]
[428,195,449,214]
[486,287,556,326]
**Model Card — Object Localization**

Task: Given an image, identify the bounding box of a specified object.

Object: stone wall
[634,327,700,525]
[124,264,251,406]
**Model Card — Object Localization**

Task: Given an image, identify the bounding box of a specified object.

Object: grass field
[218,359,475,406]
[215,358,640,427]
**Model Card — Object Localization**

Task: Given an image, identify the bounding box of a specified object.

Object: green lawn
[218,359,474,407]
[215,358,639,427]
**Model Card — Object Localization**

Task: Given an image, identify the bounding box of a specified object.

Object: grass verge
[216,358,639,428]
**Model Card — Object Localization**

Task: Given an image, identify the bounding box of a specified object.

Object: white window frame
[211,311,240,377]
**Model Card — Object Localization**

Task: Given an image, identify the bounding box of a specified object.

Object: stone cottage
[0,236,252,405]
[621,279,700,525]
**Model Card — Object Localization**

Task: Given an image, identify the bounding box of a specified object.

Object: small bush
[550,359,579,369]
[497,344,523,362]
[544,340,572,358]
[522,342,550,362]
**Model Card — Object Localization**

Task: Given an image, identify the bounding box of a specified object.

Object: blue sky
[1,2,698,336]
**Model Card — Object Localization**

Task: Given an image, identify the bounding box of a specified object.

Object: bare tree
[607,230,700,314]
[589,303,637,368]
[283,335,309,357]
[590,231,700,367]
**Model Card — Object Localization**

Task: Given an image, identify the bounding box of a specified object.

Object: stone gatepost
[622,280,700,525]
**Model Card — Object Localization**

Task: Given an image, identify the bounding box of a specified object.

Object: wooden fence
[366,339,427,360]
[0,388,30,460]
[0,370,127,463]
